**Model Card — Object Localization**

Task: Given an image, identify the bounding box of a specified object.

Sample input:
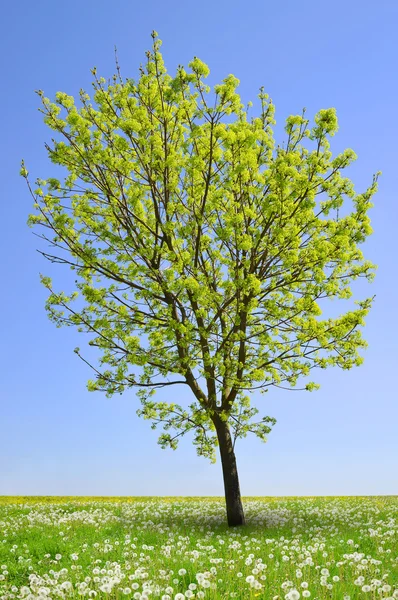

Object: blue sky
[1,0,397,497]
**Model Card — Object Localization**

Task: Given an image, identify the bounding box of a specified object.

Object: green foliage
[24,33,379,460]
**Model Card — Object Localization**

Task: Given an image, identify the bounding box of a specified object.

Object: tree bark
[213,414,246,526]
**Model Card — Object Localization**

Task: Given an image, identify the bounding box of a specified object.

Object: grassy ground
[0,497,396,599]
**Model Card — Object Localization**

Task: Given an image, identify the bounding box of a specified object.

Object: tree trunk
[213,414,246,526]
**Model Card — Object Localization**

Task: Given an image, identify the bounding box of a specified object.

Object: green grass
[0,497,396,599]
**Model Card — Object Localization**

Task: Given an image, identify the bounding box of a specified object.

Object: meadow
[0,497,396,600]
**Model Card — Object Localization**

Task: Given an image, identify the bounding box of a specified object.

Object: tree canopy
[23,32,378,518]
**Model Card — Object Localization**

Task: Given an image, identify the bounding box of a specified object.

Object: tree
[22,32,379,526]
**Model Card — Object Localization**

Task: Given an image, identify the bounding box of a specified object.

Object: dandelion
[20,587,31,596]
[61,582,73,591]
[321,568,329,576]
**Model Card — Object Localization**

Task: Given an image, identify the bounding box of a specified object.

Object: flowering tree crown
[23,32,378,462]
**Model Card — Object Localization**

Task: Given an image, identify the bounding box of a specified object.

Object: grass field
[0,497,396,600]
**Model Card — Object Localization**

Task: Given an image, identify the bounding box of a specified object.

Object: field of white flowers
[0,497,396,600]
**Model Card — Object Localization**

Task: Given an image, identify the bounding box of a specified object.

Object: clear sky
[1,0,397,497]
